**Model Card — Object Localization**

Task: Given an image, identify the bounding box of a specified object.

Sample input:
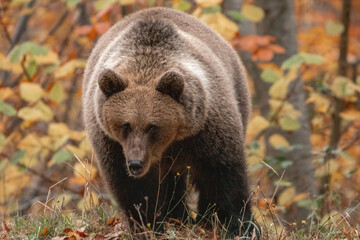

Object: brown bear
[82,7,256,237]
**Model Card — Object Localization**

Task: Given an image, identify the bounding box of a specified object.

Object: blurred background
[0,0,360,233]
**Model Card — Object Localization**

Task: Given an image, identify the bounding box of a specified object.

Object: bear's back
[83,7,250,130]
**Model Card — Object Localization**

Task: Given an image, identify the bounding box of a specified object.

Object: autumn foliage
[1,0,360,239]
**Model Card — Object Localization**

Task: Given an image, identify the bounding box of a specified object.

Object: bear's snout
[128,159,144,176]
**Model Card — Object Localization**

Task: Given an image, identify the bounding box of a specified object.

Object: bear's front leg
[193,154,257,238]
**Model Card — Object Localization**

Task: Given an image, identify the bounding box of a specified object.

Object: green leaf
[279,116,300,131]
[282,53,323,69]
[94,0,116,11]
[203,5,222,14]
[282,54,303,69]
[345,168,358,178]
[174,0,192,12]
[280,160,293,168]
[326,20,344,36]
[26,60,37,78]
[62,0,81,8]
[299,52,324,65]
[8,42,48,63]
[0,134,5,152]
[48,82,65,103]
[339,151,356,162]
[11,150,26,164]
[273,179,292,187]
[261,68,282,83]
[0,159,8,171]
[227,10,244,22]
[0,100,17,116]
[356,76,360,85]
[53,149,73,163]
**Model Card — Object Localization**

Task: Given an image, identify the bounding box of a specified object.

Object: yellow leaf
[283,67,298,82]
[247,116,270,140]
[269,79,289,99]
[79,137,93,153]
[242,4,264,22]
[200,12,238,41]
[69,130,86,141]
[17,133,42,155]
[0,88,15,100]
[20,83,44,102]
[0,53,22,74]
[195,0,222,8]
[269,134,290,149]
[330,76,355,98]
[77,191,99,210]
[0,164,30,202]
[33,101,53,121]
[51,193,72,209]
[119,0,135,5]
[73,162,97,184]
[17,107,43,121]
[279,116,300,131]
[320,210,341,227]
[17,101,53,122]
[269,99,301,119]
[54,59,87,79]
[48,81,65,103]
[278,187,295,207]
[307,92,330,113]
[32,50,58,64]
[192,7,203,18]
[66,144,85,159]
[247,137,265,166]
[315,159,339,177]
[48,123,70,138]
[340,109,360,121]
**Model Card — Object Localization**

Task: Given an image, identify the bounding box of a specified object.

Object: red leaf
[2,222,10,233]
[76,230,88,238]
[75,25,93,35]
[238,35,258,52]
[94,22,111,35]
[252,48,274,61]
[267,44,286,53]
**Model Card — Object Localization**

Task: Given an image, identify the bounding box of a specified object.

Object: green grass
[3,204,359,239]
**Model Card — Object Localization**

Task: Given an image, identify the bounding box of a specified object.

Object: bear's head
[98,69,193,178]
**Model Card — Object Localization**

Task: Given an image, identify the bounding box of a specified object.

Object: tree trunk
[225,0,317,224]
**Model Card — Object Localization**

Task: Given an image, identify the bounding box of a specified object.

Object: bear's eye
[146,124,159,133]
[146,124,159,140]
[121,123,131,138]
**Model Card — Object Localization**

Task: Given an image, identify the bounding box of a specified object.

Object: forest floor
[1,202,359,240]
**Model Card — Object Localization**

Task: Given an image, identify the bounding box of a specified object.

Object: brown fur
[82,7,256,237]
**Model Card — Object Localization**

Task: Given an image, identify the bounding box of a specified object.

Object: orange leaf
[87,27,98,41]
[253,48,274,61]
[238,36,258,52]
[95,22,111,35]
[40,227,49,236]
[75,25,93,35]
[255,36,272,46]
[107,218,116,226]
[267,44,286,53]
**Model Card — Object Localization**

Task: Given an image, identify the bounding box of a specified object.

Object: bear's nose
[128,160,143,175]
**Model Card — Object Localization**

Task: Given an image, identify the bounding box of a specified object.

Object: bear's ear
[98,69,127,97]
[156,71,184,102]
